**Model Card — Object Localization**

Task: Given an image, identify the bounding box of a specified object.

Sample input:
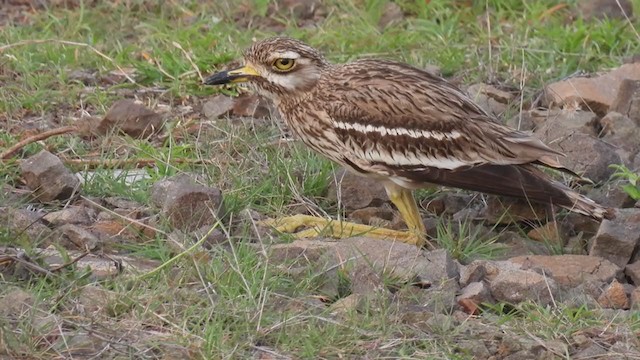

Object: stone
[509,255,621,288]
[76,285,115,315]
[150,175,225,232]
[378,1,404,30]
[543,63,640,115]
[589,208,640,267]
[98,99,164,138]
[506,108,553,132]
[489,267,558,305]
[231,93,273,118]
[329,294,363,315]
[43,206,93,226]
[578,0,633,21]
[20,150,81,202]
[0,288,35,318]
[0,207,53,241]
[586,181,635,209]
[526,221,566,245]
[456,340,491,359]
[456,281,494,308]
[598,111,640,165]
[597,279,629,309]
[608,341,640,357]
[267,239,337,267]
[534,110,621,182]
[573,344,608,359]
[541,133,621,183]
[316,238,458,297]
[625,260,640,285]
[202,94,235,119]
[52,224,99,250]
[467,83,515,118]
[327,168,388,211]
[482,196,551,224]
[631,287,640,309]
[611,79,640,125]
[348,206,395,228]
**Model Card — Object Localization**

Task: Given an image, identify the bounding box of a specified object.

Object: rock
[150,175,225,232]
[76,285,115,315]
[586,181,635,209]
[631,287,640,309]
[53,224,99,250]
[0,288,34,318]
[329,294,363,315]
[456,340,491,359]
[578,0,633,21]
[168,226,229,253]
[482,196,551,224]
[268,239,337,267]
[276,0,321,20]
[608,341,640,358]
[509,255,621,288]
[611,79,640,126]
[316,238,458,297]
[597,279,629,309]
[598,111,640,164]
[543,63,640,115]
[489,267,558,305]
[378,1,404,30]
[506,108,553,132]
[534,110,621,182]
[456,281,494,310]
[327,168,388,211]
[625,260,640,285]
[526,221,566,245]
[20,150,81,202]
[231,93,272,118]
[424,193,474,216]
[573,344,608,359]
[534,108,598,136]
[0,207,53,241]
[538,132,621,183]
[98,99,164,138]
[467,83,515,118]
[495,231,548,259]
[349,206,395,228]
[589,208,640,267]
[202,94,235,119]
[43,205,93,226]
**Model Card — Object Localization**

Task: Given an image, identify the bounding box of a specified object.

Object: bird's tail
[395,163,615,220]
[560,188,616,220]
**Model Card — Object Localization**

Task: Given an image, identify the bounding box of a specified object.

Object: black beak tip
[203,71,230,86]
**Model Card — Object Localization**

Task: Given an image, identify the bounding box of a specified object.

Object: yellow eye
[273,58,295,71]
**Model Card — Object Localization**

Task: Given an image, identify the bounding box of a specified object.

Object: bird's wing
[322,59,566,173]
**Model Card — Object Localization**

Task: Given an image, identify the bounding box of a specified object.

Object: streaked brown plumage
[205,36,613,246]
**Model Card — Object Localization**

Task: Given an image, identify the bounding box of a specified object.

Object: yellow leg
[260,215,421,245]
[259,183,429,248]
[384,183,427,248]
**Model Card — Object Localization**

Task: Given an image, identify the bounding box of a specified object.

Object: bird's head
[204,37,329,101]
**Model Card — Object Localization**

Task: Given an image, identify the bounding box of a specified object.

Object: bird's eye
[273,58,295,71]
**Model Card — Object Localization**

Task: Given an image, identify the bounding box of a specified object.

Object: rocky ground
[2,0,640,359]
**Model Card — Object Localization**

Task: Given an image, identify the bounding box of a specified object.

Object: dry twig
[1,126,77,160]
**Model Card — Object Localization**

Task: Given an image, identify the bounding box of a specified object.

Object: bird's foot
[260,214,429,247]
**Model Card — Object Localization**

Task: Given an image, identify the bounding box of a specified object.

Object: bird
[204,36,614,247]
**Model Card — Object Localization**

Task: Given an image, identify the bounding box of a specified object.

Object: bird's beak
[203,65,260,85]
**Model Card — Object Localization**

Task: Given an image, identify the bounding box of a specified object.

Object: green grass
[2,0,640,358]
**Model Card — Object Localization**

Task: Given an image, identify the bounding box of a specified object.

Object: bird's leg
[260,215,422,245]
[258,185,429,248]
[383,183,427,248]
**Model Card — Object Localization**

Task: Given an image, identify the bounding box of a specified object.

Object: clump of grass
[434,218,506,263]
